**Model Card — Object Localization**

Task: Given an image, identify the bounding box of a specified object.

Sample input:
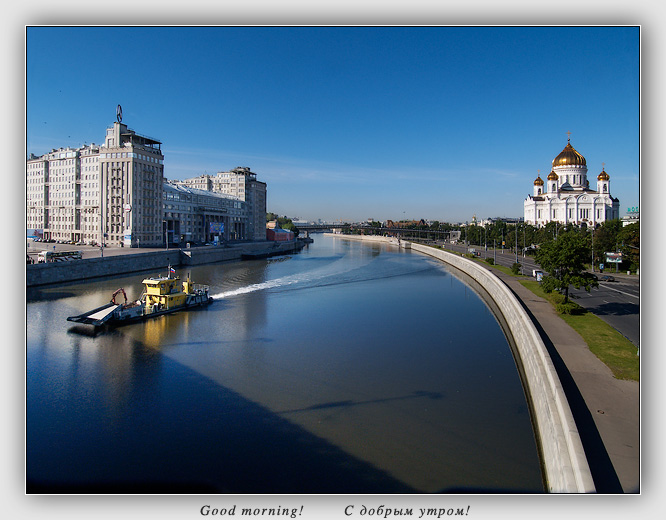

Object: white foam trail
[211,252,376,300]
[210,275,301,299]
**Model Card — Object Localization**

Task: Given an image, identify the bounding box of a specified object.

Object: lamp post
[591,226,594,272]
[99,208,104,258]
[163,220,168,250]
[515,223,518,265]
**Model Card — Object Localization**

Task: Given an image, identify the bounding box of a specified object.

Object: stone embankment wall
[329,233,595,493]
[26,241,303,287]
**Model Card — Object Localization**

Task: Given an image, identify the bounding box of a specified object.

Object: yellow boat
[67,266,213,329]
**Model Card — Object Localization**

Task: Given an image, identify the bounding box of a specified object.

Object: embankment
[329,233,595,493]
[26,241,304,287]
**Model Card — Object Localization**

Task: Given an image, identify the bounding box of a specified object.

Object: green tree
[535,230,598,303]
[617,222,640,270]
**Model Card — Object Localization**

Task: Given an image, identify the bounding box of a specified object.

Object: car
[600,275,615,282]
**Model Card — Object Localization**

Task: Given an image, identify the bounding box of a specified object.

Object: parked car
[600,275,616,282]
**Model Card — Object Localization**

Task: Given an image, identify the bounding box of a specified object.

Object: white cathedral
[524,135,620,227]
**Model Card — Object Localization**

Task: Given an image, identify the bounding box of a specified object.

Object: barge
[67,267,213,329]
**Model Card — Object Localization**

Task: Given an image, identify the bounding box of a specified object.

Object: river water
[26,234,543,493]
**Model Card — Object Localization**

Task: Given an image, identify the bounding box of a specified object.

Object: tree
[535,230,598,303]
[617,222,640,271]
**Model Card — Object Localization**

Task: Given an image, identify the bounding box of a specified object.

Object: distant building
[524,136,620,227]
[621,209,639,227]
[385,219,427,228]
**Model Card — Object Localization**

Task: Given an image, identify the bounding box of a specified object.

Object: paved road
[438,242,640,348]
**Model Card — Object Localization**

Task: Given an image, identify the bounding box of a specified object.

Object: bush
[485,257,494,265]
[511,262,521,275]
[556,301,585,315]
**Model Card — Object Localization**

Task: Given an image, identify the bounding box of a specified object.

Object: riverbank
[329,233,594,493]
[25,240,306,287]
[330,233,638,493]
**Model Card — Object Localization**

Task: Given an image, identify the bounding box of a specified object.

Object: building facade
[27,114,268,246]
[177,166,267,241]
[100,121,165,247]
[27,144,102,245]
[163,182,247,245]
[524,137,620,227]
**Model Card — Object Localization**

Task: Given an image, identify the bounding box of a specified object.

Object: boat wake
[210,253,437,301]
[210,253,376,300]
[210,275,303,299]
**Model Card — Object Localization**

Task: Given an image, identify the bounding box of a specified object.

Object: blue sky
[26,26,639,223]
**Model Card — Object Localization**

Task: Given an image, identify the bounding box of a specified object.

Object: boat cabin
[142,274,188,310]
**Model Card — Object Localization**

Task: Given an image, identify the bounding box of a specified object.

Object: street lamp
[591,226,594,272]
[163,220,168,250]
[515,223,518,265]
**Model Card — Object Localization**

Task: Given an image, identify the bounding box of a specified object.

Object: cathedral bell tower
[533,172,544,196]
[597,164,610,194]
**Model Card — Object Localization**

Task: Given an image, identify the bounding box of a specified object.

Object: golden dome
[597,167,610,181]
[534,175,544,186]
[553,140,586,167]
[547,170,558,180]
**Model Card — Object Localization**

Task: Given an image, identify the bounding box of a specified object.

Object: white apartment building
[27,114,270,247]
[27,144,102,245]
[101,121,165,247]
[27,120,165,247]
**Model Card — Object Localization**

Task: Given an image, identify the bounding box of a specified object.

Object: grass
[519,279,639,381]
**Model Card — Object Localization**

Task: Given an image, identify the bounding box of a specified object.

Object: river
[26,234,543,493]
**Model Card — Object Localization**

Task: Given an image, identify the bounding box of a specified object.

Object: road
[438,241,640,348]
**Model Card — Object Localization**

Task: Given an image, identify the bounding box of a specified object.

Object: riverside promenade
[490,268,639,493]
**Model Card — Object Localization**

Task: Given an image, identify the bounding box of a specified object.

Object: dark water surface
[26,235,543,493]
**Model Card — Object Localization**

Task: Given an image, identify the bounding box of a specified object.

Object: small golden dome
[534,175,544,186]
[547,170,558,180]
[597,168,610,181]
[553,141,586,167]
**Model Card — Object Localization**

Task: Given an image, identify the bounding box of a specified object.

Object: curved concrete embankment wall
[330,234,594,493]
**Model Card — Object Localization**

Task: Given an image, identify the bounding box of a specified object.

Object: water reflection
[27,235,543,493]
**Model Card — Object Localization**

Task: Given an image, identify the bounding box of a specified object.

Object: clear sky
[26,26,639,223]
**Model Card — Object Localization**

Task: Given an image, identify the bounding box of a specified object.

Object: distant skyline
[26,26,639,223]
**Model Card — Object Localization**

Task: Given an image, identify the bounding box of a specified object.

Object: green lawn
[519,279,639,381]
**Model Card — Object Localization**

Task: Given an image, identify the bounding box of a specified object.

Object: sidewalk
[492,269,640,493]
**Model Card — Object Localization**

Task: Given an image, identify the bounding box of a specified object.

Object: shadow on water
[27,333,417,494]
[277,391,443,415]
